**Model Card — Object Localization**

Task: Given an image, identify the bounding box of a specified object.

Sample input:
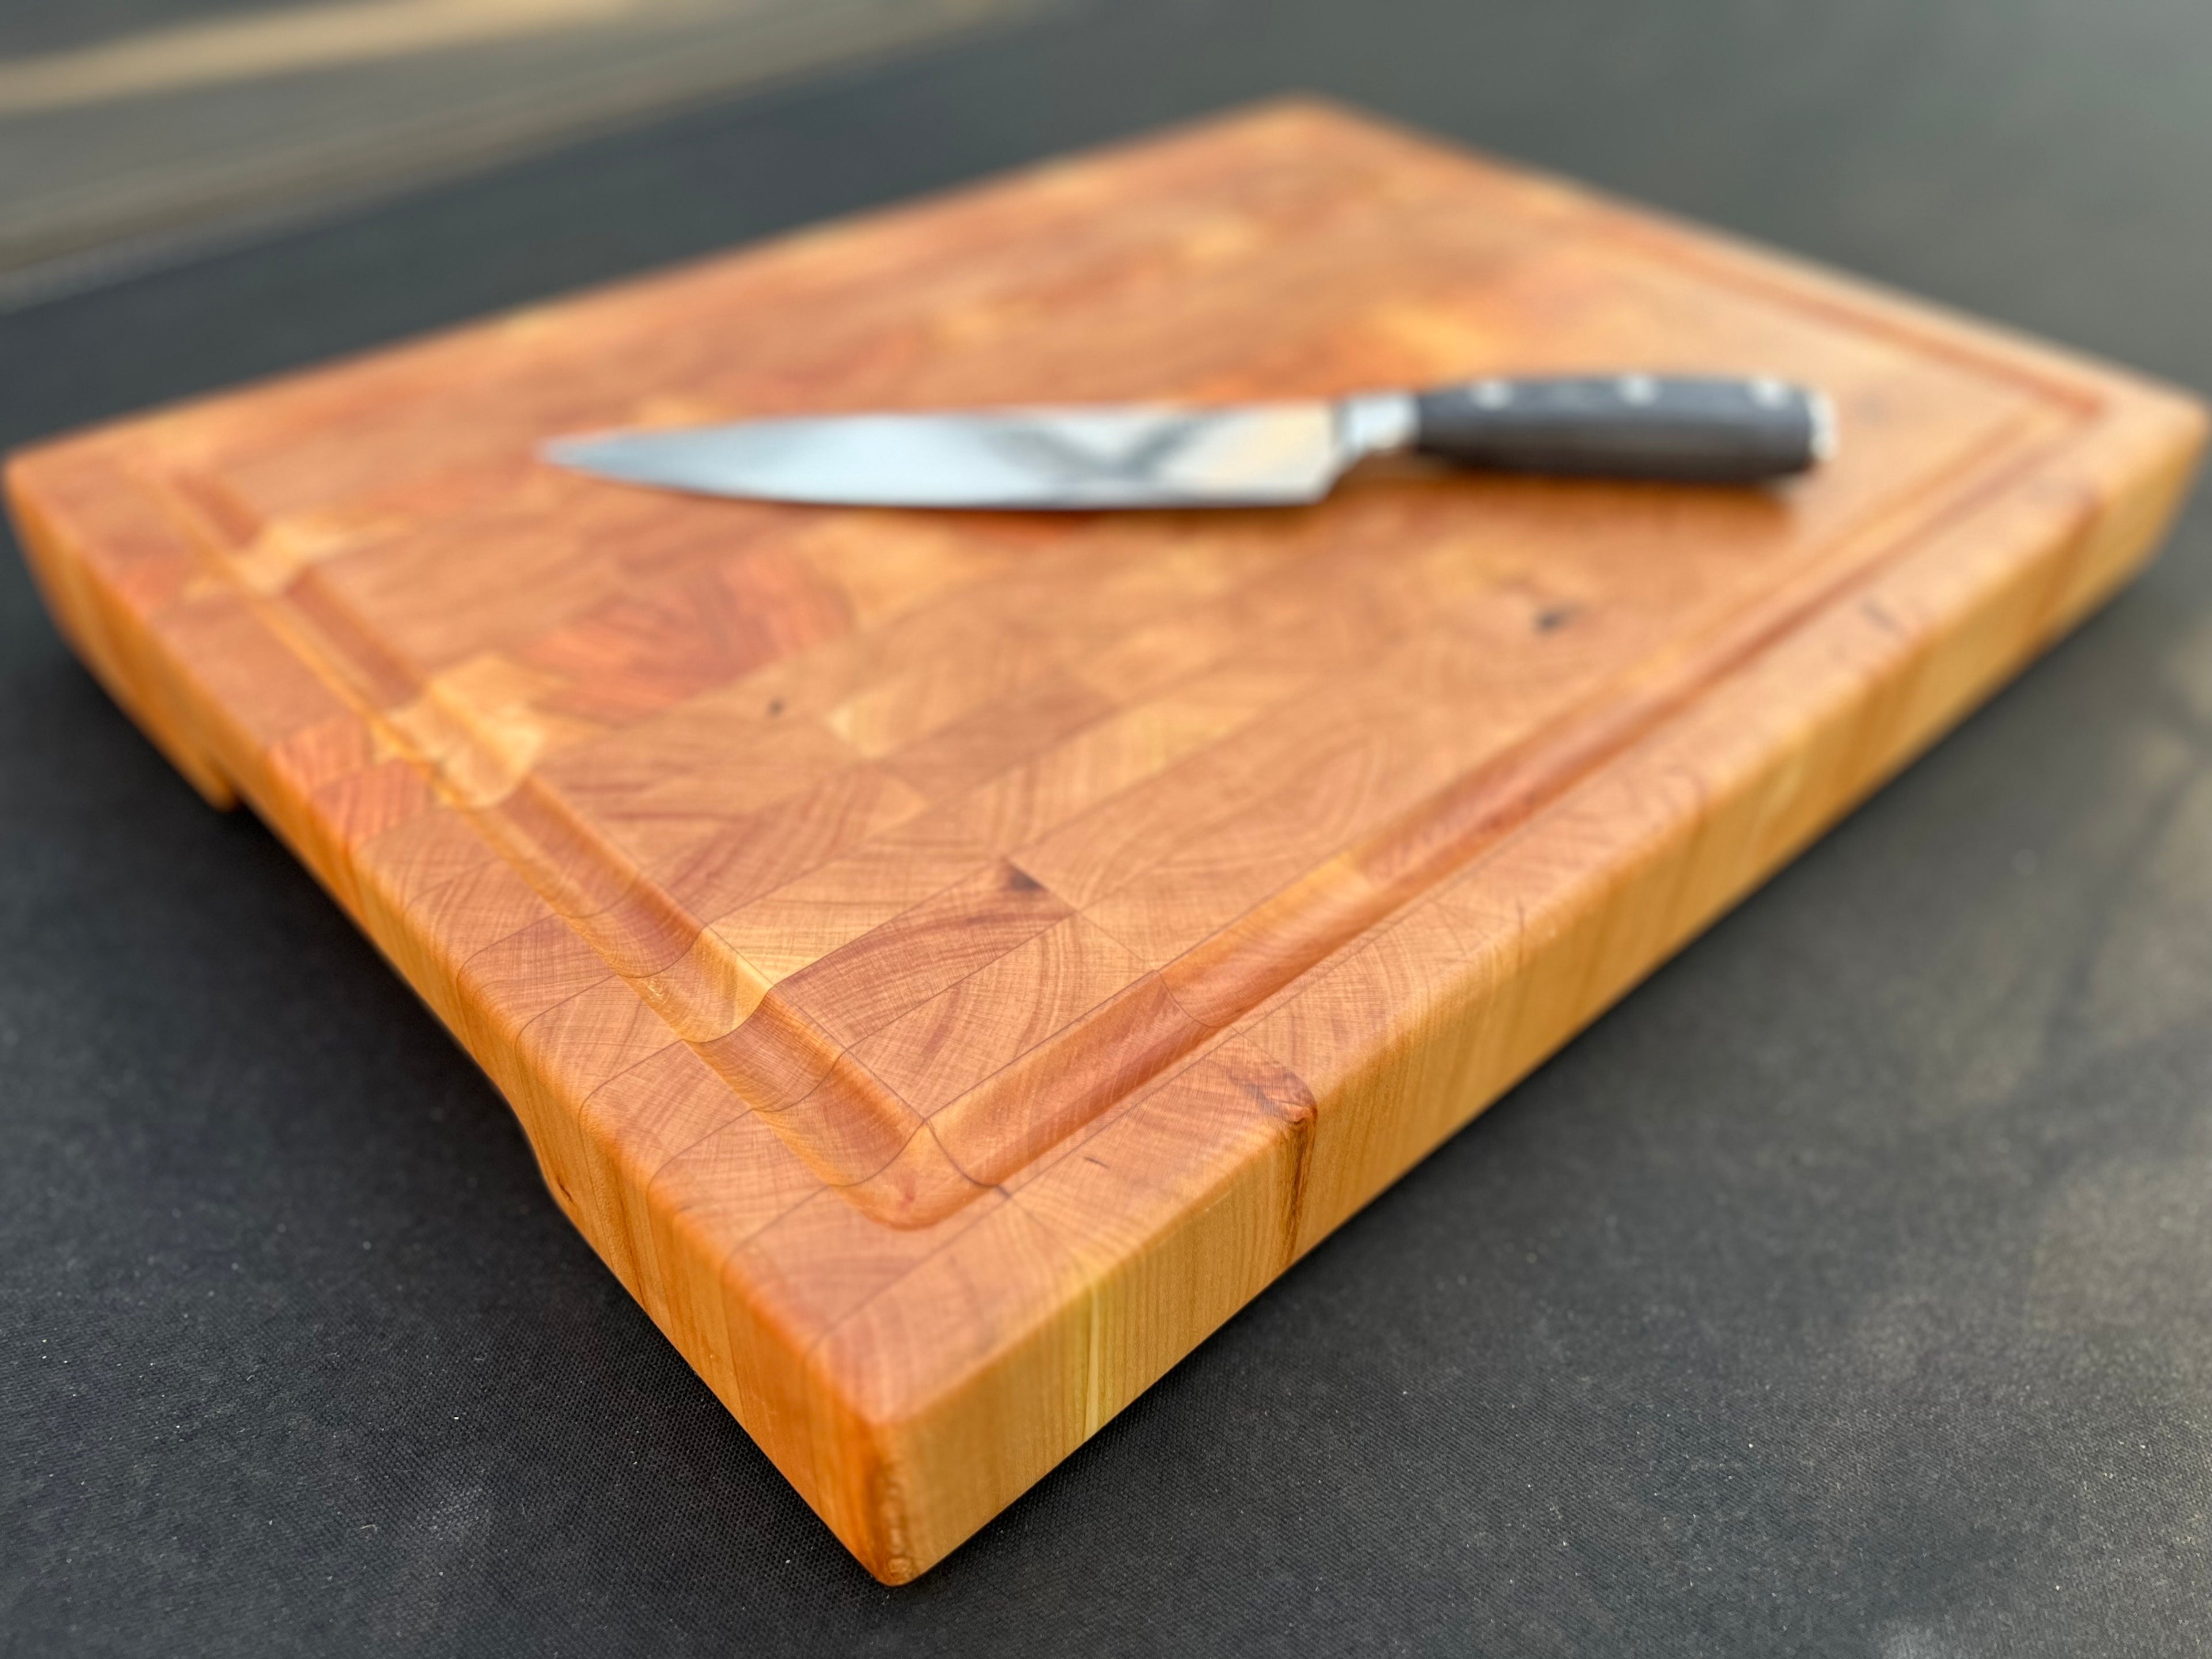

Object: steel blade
[543,403,1353,509]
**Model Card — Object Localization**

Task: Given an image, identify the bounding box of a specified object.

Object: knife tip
[539,435,599,467]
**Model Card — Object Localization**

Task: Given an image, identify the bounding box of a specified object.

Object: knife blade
[543,374,1835,509]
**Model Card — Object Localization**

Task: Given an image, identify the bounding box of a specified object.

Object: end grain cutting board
[8,102,2203,1582]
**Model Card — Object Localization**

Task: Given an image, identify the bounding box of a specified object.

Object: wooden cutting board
[8,101,2202,1583]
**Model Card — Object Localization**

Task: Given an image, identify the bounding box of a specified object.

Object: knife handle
[1410,374,1832,484]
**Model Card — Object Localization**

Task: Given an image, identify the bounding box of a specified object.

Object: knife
[543,373,1835,510]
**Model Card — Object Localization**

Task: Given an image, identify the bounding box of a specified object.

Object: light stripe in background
[0,0,1039,298]
[0,0,656,113]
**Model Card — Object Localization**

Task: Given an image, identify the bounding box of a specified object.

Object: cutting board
[8,101,2202,1583]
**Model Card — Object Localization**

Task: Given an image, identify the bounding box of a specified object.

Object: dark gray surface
[6,1,2212,1653]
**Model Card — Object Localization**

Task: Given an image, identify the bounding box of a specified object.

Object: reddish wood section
[8,102,2202,1582]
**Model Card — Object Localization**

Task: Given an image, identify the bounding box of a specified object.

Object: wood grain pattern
[7,101,2202,1582]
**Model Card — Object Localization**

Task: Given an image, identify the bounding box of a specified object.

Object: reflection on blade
[544,404,1346,509]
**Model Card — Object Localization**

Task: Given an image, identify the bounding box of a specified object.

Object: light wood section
[7,102,2202,1582]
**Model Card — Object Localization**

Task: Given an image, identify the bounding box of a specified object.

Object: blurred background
[0,0,1033,294]
[7,0,2211,390]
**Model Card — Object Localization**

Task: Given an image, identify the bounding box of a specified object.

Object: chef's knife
[544,374,1834,510]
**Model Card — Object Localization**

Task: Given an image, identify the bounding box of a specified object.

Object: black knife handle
[1411,374,1832,484]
